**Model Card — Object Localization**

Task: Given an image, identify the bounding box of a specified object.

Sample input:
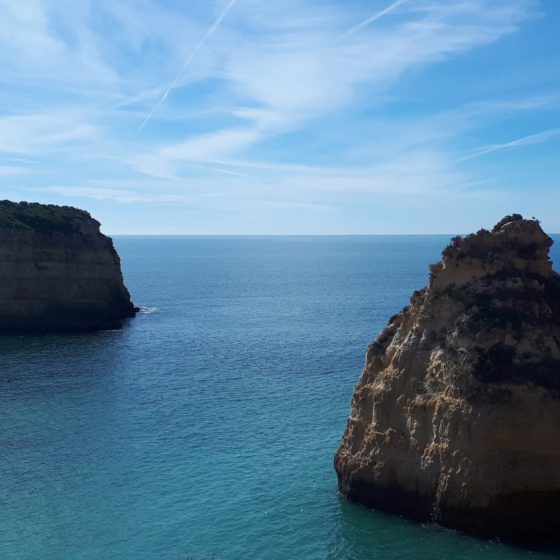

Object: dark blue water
[2,236,560,560]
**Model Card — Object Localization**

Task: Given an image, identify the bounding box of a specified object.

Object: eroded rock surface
[335,215,560,540]
[0,200,136,333]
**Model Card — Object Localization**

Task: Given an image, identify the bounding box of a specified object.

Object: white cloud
[0,112,100,155]
[0,166,26,176]
[46,186,192,204]
[160,128,261,162]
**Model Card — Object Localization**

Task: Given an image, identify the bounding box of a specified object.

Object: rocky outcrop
[0,200,136,333]
[335,215,560,540]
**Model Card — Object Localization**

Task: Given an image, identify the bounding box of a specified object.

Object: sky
[0,0,558,234]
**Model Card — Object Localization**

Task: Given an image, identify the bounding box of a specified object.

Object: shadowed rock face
[0,201,136,333]
[335,215,560,540]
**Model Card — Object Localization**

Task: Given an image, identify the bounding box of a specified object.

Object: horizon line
[107,232,560,237]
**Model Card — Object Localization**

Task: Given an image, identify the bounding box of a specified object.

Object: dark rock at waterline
[335,215,560,540]
[0,200,136,333]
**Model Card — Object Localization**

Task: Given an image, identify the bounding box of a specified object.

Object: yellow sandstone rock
[335,214,560,540]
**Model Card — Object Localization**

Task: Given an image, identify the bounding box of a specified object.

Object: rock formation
[0,200,136,333]
[335,215,560,540]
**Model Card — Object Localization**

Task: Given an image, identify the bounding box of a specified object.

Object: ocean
[2,235,560,560]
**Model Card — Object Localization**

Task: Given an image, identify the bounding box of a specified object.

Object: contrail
[457,128,560,162]
[183,162,246,177]
[338,0,410,42]
[138,0,239,132]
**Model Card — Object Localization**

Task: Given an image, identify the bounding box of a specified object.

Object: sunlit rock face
[0,201,136,333]
[335,215,560,540]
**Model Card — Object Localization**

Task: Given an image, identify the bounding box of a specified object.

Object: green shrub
[0,200,92,234]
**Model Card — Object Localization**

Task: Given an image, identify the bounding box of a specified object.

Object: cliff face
[0,201,136,333]
[335,215,560,540]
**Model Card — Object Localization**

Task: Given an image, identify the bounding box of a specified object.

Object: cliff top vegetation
[0,200,95,234]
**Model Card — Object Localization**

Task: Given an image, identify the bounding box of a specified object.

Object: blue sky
[0,0,558,234]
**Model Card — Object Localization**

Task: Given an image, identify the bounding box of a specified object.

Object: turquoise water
[2,236,560,560]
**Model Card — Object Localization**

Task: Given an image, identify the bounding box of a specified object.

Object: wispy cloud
[125,0,537,180]
[0,166,27,176]
[0,112,100,155]
[159,128,261,162]
[46,186,193,204]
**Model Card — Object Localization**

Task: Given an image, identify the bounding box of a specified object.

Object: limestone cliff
[335,215,560,540]
[0,200,136,333]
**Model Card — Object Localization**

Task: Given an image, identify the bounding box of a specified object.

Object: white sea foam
[138,306,158,314]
